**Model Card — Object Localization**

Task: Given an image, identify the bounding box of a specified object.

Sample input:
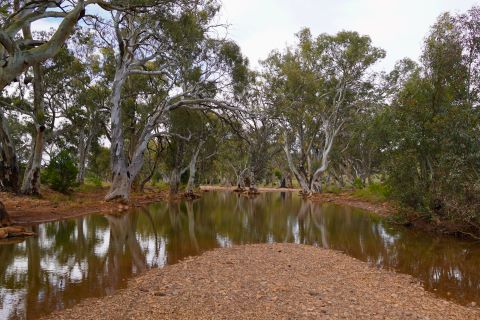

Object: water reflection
[0,192,479,319]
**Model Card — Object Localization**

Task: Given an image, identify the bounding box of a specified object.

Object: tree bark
[169,167,181,195]
[21,64,46,195]
[139,148,161,193]
[0,110,19,193]
[185,140,205,193]
[105,64,131,201]
[283,142,310,194]
[76,129,94,184]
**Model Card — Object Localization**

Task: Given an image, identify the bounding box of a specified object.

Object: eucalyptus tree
[102,1,248,201]
[182,120,222,195]
[64,33,111,184]
[0,0,137,192]
[384,10,480,222]
[18,30,98,194]
[136,137,163,192]
[262,28,385,194]
[243,101,279,189]
[162,109,217,195]
[0,106,19,192]
[0,0,83,192]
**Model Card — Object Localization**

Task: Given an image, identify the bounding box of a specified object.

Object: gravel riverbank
[44,243,479,319]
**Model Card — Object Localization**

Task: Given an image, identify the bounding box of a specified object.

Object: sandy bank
[45,243,478,319]
[0,188,167,225]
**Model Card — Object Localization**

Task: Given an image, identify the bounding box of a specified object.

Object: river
[0,191,479,319]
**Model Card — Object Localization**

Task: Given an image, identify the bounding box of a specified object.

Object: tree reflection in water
[1,191,480,320]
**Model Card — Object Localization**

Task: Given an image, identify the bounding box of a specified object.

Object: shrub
[42,150,78,193]
[353,182,391,203]
[353,177,364,189]
[88,175,103,187]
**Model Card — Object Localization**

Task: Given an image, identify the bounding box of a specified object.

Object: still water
[1,191,479,319]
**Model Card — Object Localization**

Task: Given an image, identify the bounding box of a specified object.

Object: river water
[0,191,479,319]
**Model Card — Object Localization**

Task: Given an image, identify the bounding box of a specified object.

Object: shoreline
[201,185,395,216]
[201,186,480,240]
[43,243,479,320]
[1,187,168,226]
[200,185,302,193]
[1,185,394,226]
[3,186,476,241]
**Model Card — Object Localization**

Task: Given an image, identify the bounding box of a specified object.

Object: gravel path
[45,243,479,319]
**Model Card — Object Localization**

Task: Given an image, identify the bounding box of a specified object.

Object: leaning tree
[262,28,385,194]
[101,1,249,201]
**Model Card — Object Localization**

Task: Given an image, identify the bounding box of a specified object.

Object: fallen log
[0,226,36,239]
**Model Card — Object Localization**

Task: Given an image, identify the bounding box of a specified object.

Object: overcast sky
[32,1,479,72]
[220,0,479,71]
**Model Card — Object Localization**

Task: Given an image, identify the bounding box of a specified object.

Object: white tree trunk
[105,64,131,201]
[21,127,45,194]
[76,131,87,184]
[283,142,311,194]
[21,64,45,195]
[185,141,205,193]
[309,124,340,192]
[76,129,94,184]
[0,109,19,192]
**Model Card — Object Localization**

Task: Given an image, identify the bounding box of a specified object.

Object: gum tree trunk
[76,129,94,184]
[308,125,338,193]
[21,64,46,195]
[0,110,19,193]
[283,142,310,194]
[169,167,181,195]
[185,140,205,193]
[105,64,132,201]
[0,2,86,191]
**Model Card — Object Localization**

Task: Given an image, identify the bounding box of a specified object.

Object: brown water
[0,191,479,319]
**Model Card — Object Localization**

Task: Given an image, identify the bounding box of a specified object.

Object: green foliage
[87,146,110,181]
[353,178,364,189]
[87,176,103,187]
[382,9,480,221]
[274,169,282,180]
[325,185,342,194]
[353,183,390,203]
[42,151,79,193]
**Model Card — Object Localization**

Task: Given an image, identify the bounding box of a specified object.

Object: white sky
[219,0,479,71]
